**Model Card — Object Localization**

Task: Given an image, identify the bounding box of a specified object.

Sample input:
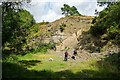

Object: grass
[18,52,67,71]
[17,52,99,73]
[3,52,119,79]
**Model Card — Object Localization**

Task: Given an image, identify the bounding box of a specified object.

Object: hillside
[25,15,120,54]
[3,16,120,79]
[26,16,94,52]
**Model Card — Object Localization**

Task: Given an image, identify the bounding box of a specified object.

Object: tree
[2,2,22,45]
[94,0,119,16]
[95,9,99,16]
[2,2,35,54]
[61,4,70,16]
[61,4,81,16]
[90,2,120,45]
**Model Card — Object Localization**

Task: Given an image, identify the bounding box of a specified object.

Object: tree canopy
[90,2,120,45]
[61,4,81,16]
[2,2,35,54]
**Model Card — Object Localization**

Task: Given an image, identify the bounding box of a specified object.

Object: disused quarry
[3,16,120,78]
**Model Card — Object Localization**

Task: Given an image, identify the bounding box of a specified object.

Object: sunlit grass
[3,52,119,78]
[18,52,99,73]
[69,59,99,73]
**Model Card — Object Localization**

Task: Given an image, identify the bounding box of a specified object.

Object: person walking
[64,50,69,61]
[71,48,78,60]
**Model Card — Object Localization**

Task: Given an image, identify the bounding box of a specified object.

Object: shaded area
[2,42,120,79]
[98,52,120,70]
[77,32,108,53]
[3,52,120,79]
[18,60,41,67]
[2,51,120,79]
[90,2,120,46]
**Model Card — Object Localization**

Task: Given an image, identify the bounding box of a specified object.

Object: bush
[3,54,18,63]
[39,21,49,25]
[59,23,66,32]
[29,42,56,54]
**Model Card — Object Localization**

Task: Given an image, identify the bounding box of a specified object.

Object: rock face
[56,29,81,51]
[49,16,93,51]
[26,16,93,51]
[51,30,66,44]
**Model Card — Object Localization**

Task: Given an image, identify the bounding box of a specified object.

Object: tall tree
[61,4,71,16]
[2,2,35,54]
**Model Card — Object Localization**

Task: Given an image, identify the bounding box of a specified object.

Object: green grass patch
[3,52,120,78]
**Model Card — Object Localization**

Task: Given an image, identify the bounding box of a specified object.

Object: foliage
[39,21,49,25]
[2,2,35,55]
[28,21,49,35]
[28,42,56,54]
[61,4,81,16]
[2,54,18,63]
[97,0,119,7]
[59,23,66,32]
[104,52,120,70]
[23,21,54,54]
[90,2,120,44]
[2,2,22,44]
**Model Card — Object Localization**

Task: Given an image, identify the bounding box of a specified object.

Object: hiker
[73,49,77,56]
[71,49,78,60]
[64,50,69,61]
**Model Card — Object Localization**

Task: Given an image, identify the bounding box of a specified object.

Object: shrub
[29,42,56,54]
[3,54,18,63]
[59,23,66,32]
